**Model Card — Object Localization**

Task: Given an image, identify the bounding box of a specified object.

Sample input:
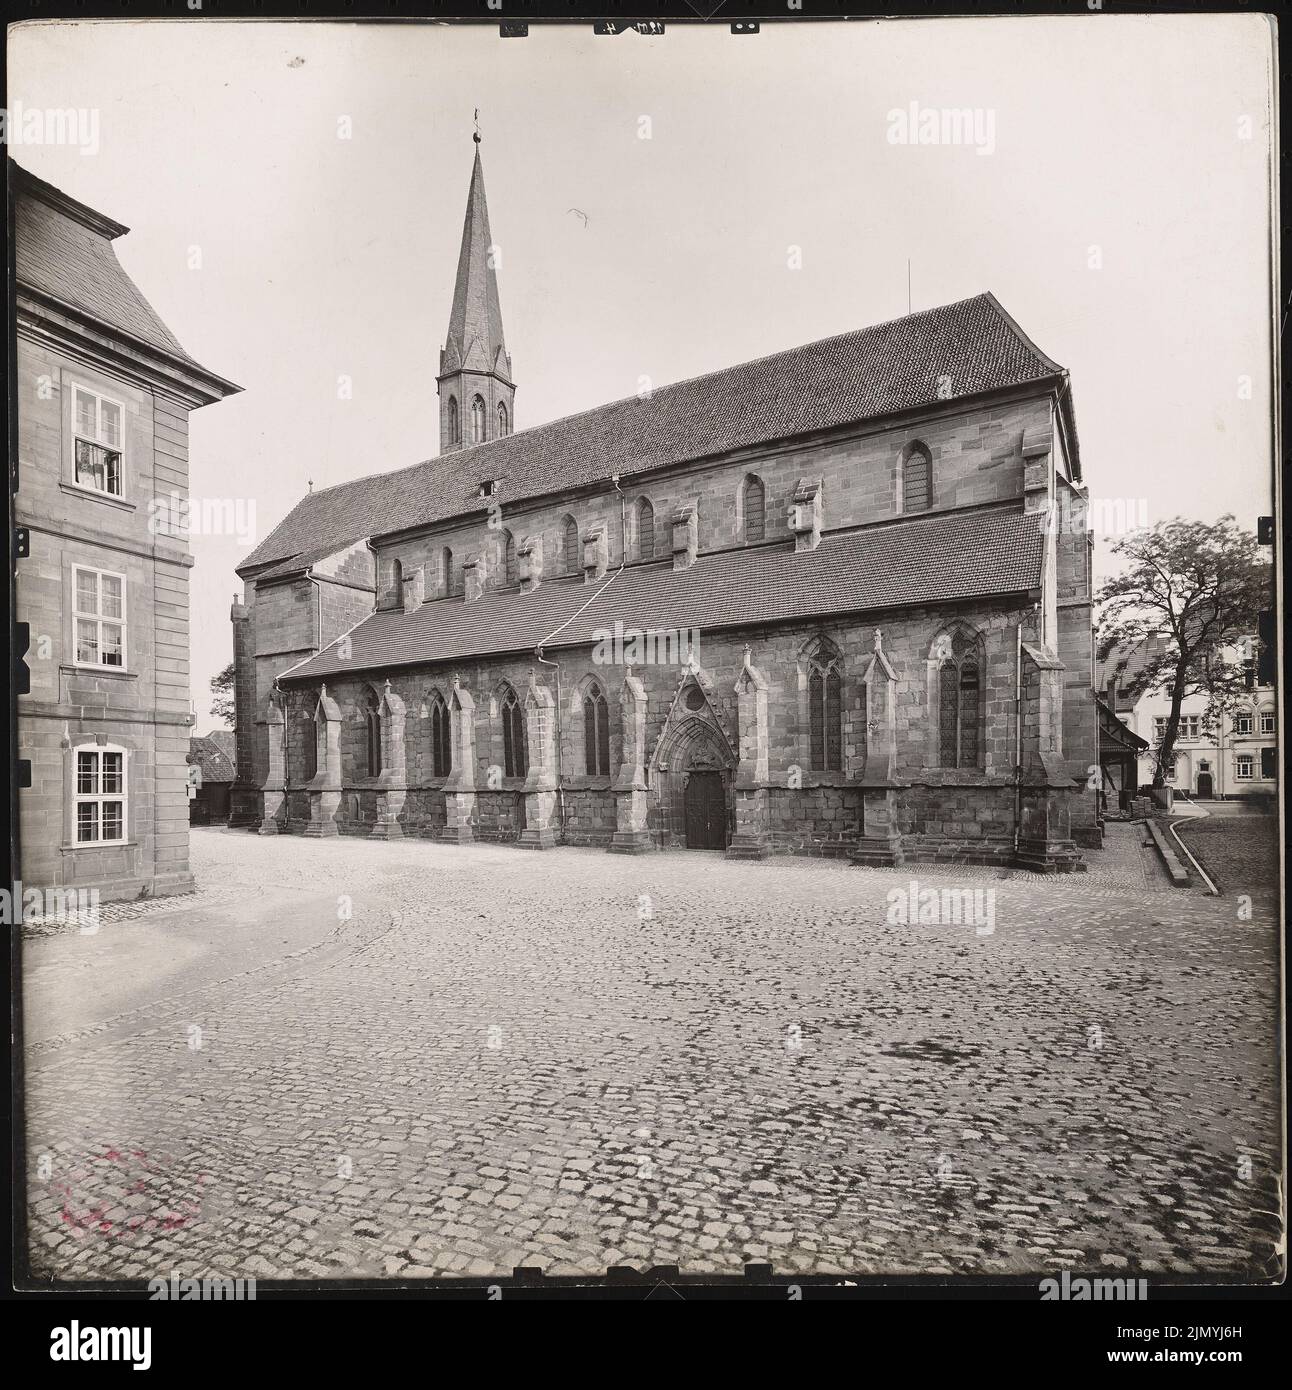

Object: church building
[230,137,1099,870]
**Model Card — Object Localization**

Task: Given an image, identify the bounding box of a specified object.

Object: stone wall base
[609,829,653,854]
[850,838,906,868]
[725,832,770,860]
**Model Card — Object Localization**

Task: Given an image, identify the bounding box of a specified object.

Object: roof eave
[17,284,243,404]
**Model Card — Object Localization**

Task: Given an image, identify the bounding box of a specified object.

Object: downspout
[1013,618,1024,853]
[533,474,629,842]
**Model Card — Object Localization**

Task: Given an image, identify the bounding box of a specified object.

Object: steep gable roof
[279,504,1044,683]
[243,292,1066,578]
[13,161,241,400]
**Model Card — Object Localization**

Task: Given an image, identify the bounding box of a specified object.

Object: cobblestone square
[23,825,1281,1283]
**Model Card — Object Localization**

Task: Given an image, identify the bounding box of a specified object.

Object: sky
[9,15,1277,729]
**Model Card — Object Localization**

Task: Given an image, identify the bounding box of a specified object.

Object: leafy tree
[1097,516,1271,787]
[210,660,236,729]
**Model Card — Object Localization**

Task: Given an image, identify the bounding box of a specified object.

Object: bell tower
[438,125,515,455]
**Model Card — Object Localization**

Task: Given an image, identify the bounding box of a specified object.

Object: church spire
[438,126,514,455]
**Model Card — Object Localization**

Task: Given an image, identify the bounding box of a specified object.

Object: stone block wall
[15,333,198,900]
[267,591,1097,865]
[379,392,1052,601]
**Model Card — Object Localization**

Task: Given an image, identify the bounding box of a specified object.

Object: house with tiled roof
[186,733,237,824]
[230,136,1098,868]
[13,161,241,901]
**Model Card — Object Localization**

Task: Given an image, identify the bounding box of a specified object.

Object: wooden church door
[684,771,726,849]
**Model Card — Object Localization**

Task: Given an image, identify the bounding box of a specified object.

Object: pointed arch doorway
[654,717,734,850]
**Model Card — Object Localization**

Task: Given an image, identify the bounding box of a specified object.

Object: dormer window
[478,480,496,499]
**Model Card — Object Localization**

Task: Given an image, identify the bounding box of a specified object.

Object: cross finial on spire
[473,108,481,144]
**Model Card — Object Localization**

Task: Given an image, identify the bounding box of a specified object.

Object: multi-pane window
[73,387,124,496]
[365,689,382,777]
[75,746,126,842]
[936,630,981,768]
[430,693,452,778]
[502,689,527,778]
[902,442,932,513]
[1153,716,1167,742]
[1235,755,1254,780]
[806,644,843,772]
[1259,710,1276,735]
[583,682,611,776]
[563,516,579,575]
[636,498,655,560]
[1179,716,1201,740]
[1234,712,1254,735]
[743,475,765,542]
[471,395,486,444]
[74,566,126,668]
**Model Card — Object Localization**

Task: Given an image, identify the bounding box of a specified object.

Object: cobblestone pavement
[1173,814,1279,902]
[23,825,1282,1284]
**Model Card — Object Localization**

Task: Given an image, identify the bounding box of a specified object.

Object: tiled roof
[243,292,1065,576]
[187,735,236,783]
[279,504,1043,683]
[15,165,195,365]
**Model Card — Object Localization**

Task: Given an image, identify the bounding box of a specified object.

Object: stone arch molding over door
[652,684,736,850]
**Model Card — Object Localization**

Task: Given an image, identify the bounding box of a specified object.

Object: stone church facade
[231,140,1098,870]
[14,163,240,901]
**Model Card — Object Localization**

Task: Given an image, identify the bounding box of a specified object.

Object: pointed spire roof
[441,141,511,383]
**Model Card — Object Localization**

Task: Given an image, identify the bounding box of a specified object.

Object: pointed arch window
[805,639,843,772]
[447,396,460,446]
[636,498,655,560]
[471,395,487,444]
[935,628,982,768]
[365,688,383,778]
[563,516,580,575]
[497,401,510,437]
[743,474,766,543]
[429,692,452,778]
[901,441,932,514]
[302,707,318,782]
[501,688,527,778]
[583,681,611,776]
[502,530,517,586]
[441,546,458,597]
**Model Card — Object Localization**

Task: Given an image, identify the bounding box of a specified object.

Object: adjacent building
[13,162,240,900]
[1101,636,1277,802]
[186,731,236,825]
[230,138,1099,870]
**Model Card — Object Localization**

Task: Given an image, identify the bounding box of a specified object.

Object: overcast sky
[10,15,1275,729]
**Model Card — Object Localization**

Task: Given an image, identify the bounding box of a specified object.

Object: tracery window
[583,681,611,775]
